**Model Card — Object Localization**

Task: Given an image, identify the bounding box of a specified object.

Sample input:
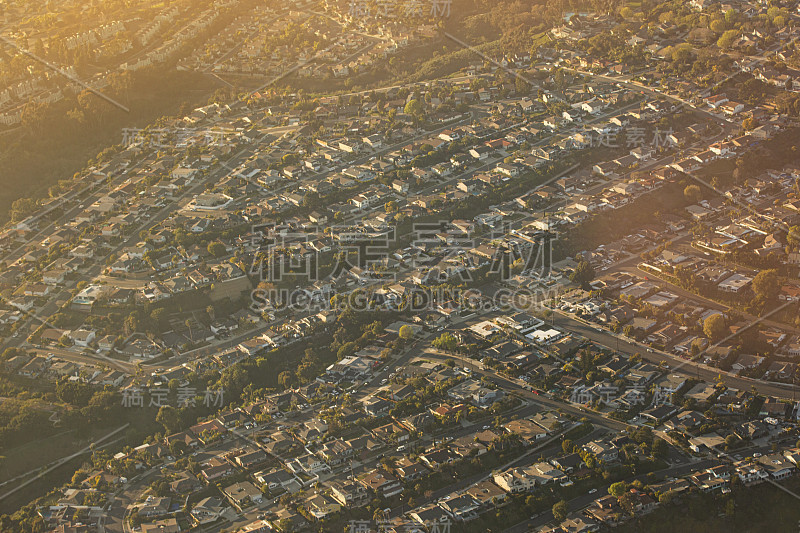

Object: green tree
[717,29,738,49]
[337,341,357,359]
[404,99,423,116]
[570,260,595,288]
[725,498,735,516]
[207,241,227,257]
[609,481,627,498]
[432,332,459,352]
[155,405,181,434]
[659,489,677,504]
[10,197,37,222]
[709,19,728,33]
[398,324,415,341]
[742,117,757,131]
[703,314,727,342]
[303,191,321,209]
[788,226,800,250]
[56,380,94,407]
[683,184,702,203]
[671,43,693,62]
[278,371,293,389]
[752,269,779,300]
[150,480,171,497]
[652,438,667,458]
[552,499,568,522]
